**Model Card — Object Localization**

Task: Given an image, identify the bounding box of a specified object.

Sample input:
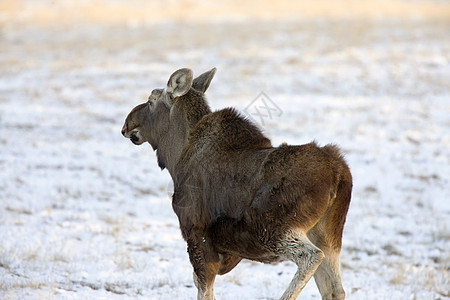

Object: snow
[1,1,449,299]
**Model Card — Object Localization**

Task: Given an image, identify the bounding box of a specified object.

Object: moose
[121,68,352,300]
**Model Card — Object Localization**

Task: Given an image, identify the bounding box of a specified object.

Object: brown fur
[122,68,352,300]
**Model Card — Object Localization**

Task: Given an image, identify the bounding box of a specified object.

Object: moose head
[121,68,215,173]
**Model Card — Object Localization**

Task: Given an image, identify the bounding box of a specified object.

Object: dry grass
[113,247,134,271]
[390,262,408,285]
[389,256,450,296]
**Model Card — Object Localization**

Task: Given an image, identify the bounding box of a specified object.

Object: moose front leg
[187,235,221,300]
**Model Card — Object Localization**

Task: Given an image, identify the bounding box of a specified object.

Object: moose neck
[156,90,211,180]
[157,118,189,179]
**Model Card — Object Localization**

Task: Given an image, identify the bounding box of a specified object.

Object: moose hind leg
[279,232,324,300]
[313,250,345,300]
[308,218,346,299]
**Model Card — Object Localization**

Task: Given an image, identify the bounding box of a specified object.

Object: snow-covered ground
[1,1,449,299]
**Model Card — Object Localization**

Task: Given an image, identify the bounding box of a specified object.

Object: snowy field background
[1,1,449,299]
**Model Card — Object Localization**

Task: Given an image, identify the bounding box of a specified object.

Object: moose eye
[151,89,163,98]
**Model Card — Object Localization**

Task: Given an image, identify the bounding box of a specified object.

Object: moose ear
[166,68,193,99]
[192,67,216,93]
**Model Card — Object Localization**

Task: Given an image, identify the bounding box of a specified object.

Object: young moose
[121,68,352,300]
